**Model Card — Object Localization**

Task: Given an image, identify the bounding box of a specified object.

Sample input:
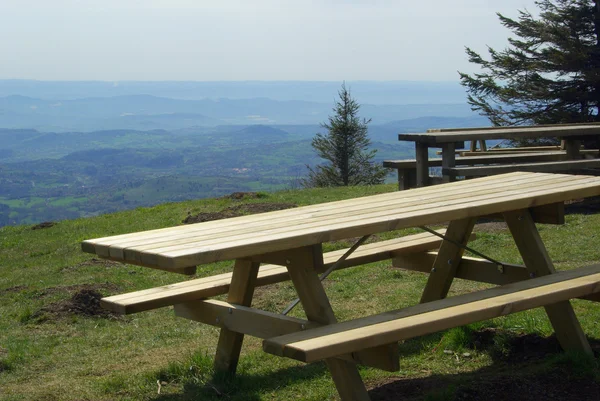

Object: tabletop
[398,125,600,146]
[81,172,600,272]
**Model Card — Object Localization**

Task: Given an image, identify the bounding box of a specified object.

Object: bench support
[504,209,593,355]
[415,142,430,187]
[441,143,456,183]
[286,245,370,401]
[420,218,477,303]
[214,259,260,374]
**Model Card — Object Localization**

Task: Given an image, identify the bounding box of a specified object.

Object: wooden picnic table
[398,124,600,187]
[82,172,600,401]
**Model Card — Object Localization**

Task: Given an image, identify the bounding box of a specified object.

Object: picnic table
[82,172,600,401]
[397,124,600,188]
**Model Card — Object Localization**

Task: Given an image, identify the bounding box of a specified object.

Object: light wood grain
[174,299,399,372]
[263,265,600,363]
[214,259,260,374]
[504,210,593,355]
[285,245,371,400]
[82,173,600,272]
[100,230,462,314]
[420,218,476,303]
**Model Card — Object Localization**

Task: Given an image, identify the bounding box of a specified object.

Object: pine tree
[303,84,387,187]
[459,0,600,145]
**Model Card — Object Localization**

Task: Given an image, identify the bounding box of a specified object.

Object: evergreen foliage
[303,84,387,187]
[459,0,600,145]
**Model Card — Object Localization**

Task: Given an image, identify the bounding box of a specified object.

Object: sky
[1,0,540,82]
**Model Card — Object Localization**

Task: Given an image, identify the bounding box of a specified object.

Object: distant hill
[0,93,478,132]
[0,79,468,104]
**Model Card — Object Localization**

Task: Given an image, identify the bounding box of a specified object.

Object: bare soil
[219,191,265,200]
[31,284,121,321]
[31,221,56,230]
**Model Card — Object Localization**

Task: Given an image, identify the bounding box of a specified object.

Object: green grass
[1,183,599,400]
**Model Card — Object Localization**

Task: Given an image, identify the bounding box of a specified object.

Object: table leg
[441,143,456,183]
[420,218,477,303]
[415,142,429,187]
[503,210,592,355]
[214,258,260,374]
[286,245,370,401]
[564,139,582,159]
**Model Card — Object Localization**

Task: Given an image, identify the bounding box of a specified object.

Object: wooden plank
[134,174,567,255]
[82,173,600,270]
[284,245,371,400]
[175,299,318,338]
[174,299,399,372]
[85,171,530,255]
[444,159,600,177]
[101,231,463,315]
[213,259,260,374]
[142,175,599,264]
[140,175,600,269]
[263,265,600,363]
[420,218,477,303]
[426,122,600,133]
[393,252,530,285]
[399,125,600,146]
[395,252,600,304]
[457,149,598,156]
[415,142,429,187]
[109,173,538,260]
[383,151,571,169]
[503,209,592,355]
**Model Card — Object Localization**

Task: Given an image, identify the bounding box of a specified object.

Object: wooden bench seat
[383,152,600,190]
[101,230,468,315]
[263,264,600,363]
[444,159,600,177]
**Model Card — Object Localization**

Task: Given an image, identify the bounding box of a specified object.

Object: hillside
[1,185,600,400]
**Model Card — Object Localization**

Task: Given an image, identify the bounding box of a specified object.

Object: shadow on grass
[150,330,600,401]
[370,331,600,401]
[152,361,328,401]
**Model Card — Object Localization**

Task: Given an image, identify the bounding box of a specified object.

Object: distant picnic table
[82,172,600,401]
[385,124,600,190]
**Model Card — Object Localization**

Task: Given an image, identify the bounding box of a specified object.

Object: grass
[1,183,600,400]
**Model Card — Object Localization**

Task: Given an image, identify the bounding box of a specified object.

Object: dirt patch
[31,221,56,230]
[182,203,297,224]
[219,192,265,200]
[474,221,508,233]
[30,284,121,321]
[0,285,28,294]
[328,234,382,248]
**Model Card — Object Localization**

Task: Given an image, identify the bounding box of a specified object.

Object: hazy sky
[1,0,540,82]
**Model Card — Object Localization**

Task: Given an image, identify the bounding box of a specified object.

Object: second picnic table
[396,124,600,188]
[82,172,600,401]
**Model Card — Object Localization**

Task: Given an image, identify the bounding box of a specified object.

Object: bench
[263,263,600,363]
[444,159,600,178]
[383,151,589,190]
[101,230,473,315]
